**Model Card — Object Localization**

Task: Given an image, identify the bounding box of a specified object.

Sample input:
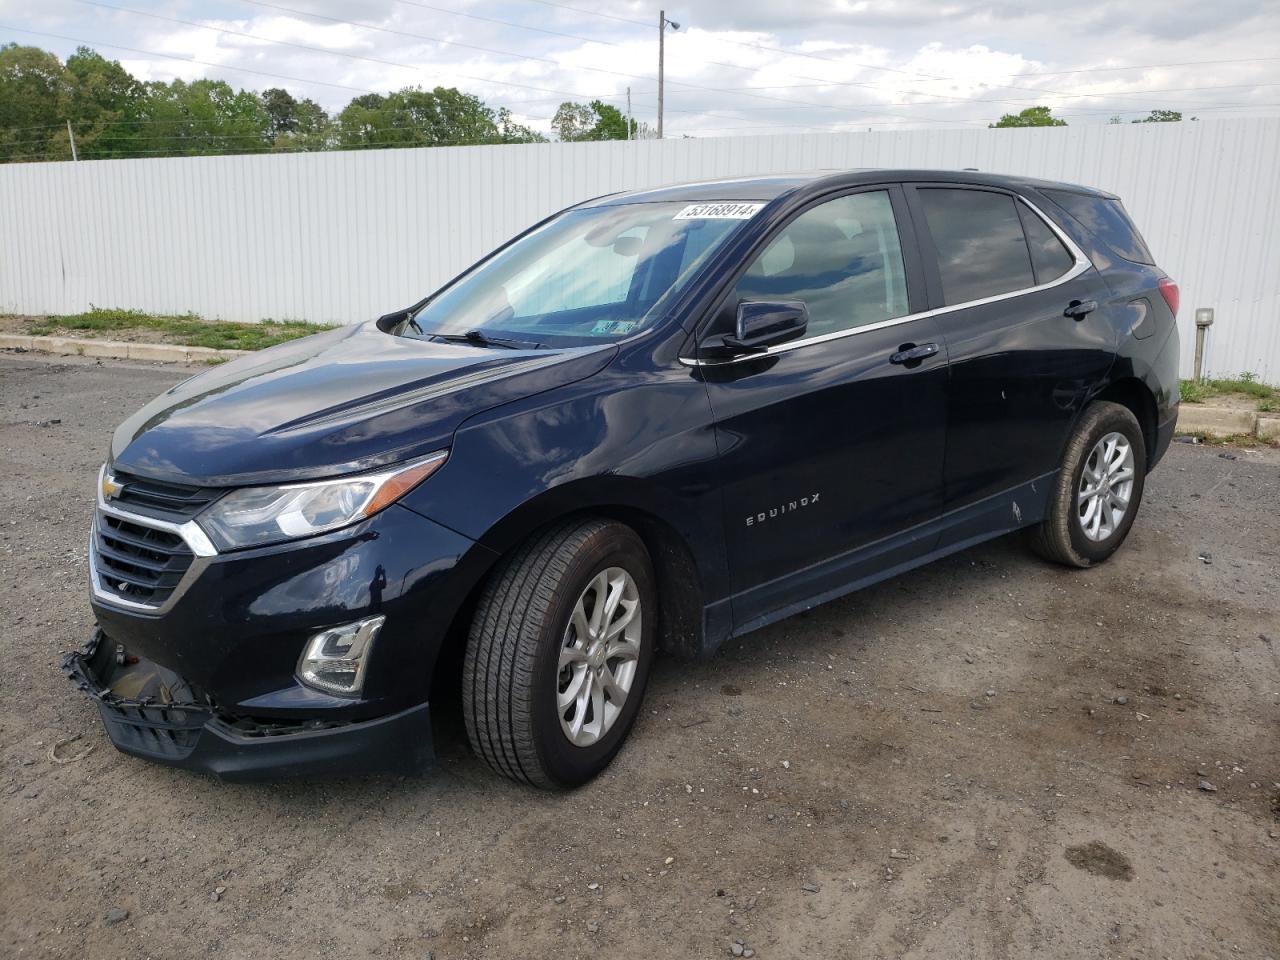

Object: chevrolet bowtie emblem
[101,473,125,500]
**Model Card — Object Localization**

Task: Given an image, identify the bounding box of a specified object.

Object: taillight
[1158,277,1179,316]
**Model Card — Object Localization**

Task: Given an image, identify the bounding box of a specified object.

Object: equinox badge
[746,493,820,527]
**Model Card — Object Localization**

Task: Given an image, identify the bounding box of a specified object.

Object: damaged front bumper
[62,630,433,781]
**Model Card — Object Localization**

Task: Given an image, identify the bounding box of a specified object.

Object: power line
[0,24,381,95]
[71,0,618,107]
[70,0,1269,129]
[384,0,1012,105]
[512,0,1280,93]
[230,0,963,124]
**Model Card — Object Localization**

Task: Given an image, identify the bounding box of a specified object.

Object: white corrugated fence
[1,118,1277,379]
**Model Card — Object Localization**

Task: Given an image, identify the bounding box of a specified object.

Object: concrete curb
[1175,404,1259,438]
[0,333,246,364]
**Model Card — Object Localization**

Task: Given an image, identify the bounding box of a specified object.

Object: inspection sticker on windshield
[673,202,766,220]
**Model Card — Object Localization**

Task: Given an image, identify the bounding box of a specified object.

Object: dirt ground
[1,351,1277,960]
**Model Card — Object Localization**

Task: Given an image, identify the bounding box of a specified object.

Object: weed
[10,309,337,352]
[1179,374,1277,405]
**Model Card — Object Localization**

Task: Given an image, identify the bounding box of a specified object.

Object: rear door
[904,183,1115,540]
[693,185,949,631]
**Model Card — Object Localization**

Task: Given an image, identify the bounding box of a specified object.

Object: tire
[462,518,657,788]
[1027,401,1147,568]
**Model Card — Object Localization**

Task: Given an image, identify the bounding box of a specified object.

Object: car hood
[110,321,617,486]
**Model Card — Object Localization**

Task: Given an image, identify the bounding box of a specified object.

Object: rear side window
[1018,204,1075,284]
[918,189,1034,305]
[1042,189,1154,264]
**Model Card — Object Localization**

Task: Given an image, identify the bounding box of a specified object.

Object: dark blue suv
[65,169,1180,787]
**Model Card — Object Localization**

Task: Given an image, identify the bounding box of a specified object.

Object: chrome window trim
[679,194,1092,368]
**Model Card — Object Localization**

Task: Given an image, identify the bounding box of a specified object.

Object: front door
[695,186,949,632]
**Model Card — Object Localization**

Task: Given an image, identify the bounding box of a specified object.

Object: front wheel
[462,518,656,788]
[1027,401,1147,568]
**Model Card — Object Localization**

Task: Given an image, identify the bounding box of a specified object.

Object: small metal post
[1193,308,1214,383]
[67,120,78,161]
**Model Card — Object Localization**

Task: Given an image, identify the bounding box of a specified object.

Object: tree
[64,47,142,159]
[116,78,272,158]
[0,43,554,162]
[496,108,546,144]
[989,106,1067,128]
[1133,109,1187,123]
[552,100,636,141]
[0,44,73,161]
[335,86,517,148]
[551,101,594,141]
[262,87,331,151]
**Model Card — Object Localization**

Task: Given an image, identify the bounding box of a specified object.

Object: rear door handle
[890,342,939,366]
[1064,299,1098,320]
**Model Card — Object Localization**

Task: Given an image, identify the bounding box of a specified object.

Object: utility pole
[626,86,633,141]
[658,11,680,139]
[67,120,78,161]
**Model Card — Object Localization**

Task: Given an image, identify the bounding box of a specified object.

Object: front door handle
[890,342,939,366]
[1064,299,1098,320]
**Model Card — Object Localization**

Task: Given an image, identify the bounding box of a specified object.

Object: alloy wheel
[556,567,643,747]
[1077,431,1135,542]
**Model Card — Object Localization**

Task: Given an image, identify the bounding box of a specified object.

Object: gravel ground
[1,351,1278,960]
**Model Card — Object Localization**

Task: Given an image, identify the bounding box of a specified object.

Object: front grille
[93,512,194,607]
[109,469,220,519]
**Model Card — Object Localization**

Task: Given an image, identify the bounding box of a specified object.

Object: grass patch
[1180,372,1277,406]
[10,308,337,352]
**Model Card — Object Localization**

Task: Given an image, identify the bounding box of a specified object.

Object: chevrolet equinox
[65,169,1180,786]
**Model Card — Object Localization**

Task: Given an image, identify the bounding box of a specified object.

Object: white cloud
[2,0,1277,134]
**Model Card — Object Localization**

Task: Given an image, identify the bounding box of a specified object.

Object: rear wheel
[1028,401,1147,567]
[462,518,656,788]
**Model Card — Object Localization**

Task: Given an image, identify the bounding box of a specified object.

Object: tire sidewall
[530,527,657,787]
[1065,406,1147,564]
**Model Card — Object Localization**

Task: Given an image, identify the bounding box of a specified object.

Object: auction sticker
[673,202,766,220]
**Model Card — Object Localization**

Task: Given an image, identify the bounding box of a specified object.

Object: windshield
[404,201,760,347]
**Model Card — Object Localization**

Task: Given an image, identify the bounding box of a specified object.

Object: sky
[3,0,1280,137]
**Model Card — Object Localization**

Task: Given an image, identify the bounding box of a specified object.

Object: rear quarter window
[1042,189,1154,264]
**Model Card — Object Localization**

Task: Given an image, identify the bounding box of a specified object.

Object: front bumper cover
[62,630,433,781]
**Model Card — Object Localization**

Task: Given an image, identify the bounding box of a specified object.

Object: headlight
[198,450,448,551]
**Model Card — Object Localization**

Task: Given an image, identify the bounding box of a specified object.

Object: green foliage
[336,86,546,148]
[262,87,332,151]
[1179,374,1277,404]
[1133,109,1188,123]
[21,308,336,351]
[0,43,74,160]
[0,43,549,163]
[989,106,1067,128]
[552,100,636,141]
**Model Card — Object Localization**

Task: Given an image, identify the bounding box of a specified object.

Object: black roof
[588,169,1117,206]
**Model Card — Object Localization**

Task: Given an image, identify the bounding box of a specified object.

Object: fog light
[297,615,385,696]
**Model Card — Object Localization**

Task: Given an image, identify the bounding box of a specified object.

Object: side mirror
[722,300,809,354]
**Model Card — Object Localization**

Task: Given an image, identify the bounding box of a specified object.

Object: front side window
[733,191,909,338]
[407,202,751,346]
[919,188,1035,306]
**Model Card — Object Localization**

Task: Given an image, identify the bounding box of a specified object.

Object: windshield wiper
[432,330,543,350]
